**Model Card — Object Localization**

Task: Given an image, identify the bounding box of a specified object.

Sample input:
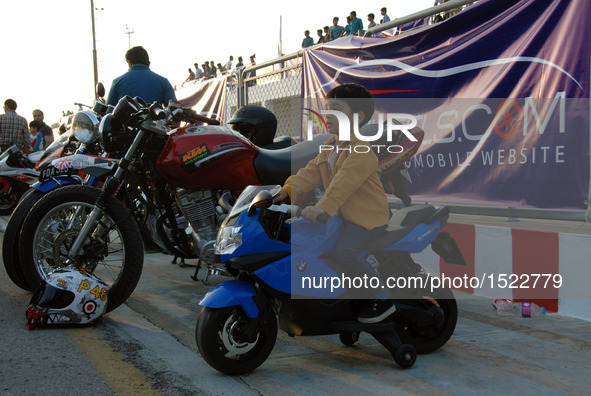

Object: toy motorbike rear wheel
[394,287,458,354]
[196,306,277,375]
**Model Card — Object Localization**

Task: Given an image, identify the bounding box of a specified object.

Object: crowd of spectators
[302,1,469,48]
[184,54,256,84]
[303,7,391,47]
[182,1,470,83]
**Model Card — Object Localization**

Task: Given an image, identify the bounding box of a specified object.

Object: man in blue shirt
[349,11,364,36]
[380,7,390,24]
[107,46,177,107]
[329,17,344,40]
[301,30,314,48]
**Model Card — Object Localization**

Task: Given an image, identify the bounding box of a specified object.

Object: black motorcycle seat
[254,134,332,185]
[260,135,297,150]
[368,205,438,251]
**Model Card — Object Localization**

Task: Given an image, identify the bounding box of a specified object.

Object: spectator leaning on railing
[380,7,390,24]
[349,11,363,35]
[329,17,345,40]
[302,30,314,48]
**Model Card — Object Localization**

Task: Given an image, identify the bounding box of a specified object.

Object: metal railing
[365,0,478,37]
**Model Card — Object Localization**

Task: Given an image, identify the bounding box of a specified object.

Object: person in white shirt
[194,62,204,79]
[224,56,234,72]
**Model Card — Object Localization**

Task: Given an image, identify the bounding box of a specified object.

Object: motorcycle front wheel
[196,306,277,375]
[19,185,144,312]
[2,188,45,290]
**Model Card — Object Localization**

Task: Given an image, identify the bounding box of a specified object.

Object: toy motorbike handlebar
[293,205,330,223]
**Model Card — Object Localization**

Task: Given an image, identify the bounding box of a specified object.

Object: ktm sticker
[180,144,210,166]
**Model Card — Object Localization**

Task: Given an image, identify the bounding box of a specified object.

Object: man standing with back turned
[107,46,177,107]
[0,99,31,154]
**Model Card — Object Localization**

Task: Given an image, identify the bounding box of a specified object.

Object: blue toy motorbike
[196,185,466,374]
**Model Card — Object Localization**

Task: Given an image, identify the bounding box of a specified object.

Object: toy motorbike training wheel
[196,306,277,375]
[339,332,360,346]
[19,185,144,312]
[394,344,416,369]
[394,287,458,354]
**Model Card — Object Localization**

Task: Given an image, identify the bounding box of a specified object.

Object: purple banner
[176,76,228,122]
[303,0,590,209]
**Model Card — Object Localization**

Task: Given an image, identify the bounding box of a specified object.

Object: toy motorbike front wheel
[196,306,277,375]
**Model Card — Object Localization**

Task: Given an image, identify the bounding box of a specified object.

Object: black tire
[19,185,144,312]
[339,332,360,346]
[2,188,45,290]
[0,182,26,215]
[196,306,277,375]
[395,288,458,354]
[394,344,416,369]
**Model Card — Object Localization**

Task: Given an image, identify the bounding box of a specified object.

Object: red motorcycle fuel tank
[156,125,260,191]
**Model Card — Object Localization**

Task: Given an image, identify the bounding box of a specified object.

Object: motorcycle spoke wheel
[196,306,277,375]
[19,185,144,312]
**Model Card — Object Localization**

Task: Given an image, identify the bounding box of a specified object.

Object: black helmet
[227,105,277,146]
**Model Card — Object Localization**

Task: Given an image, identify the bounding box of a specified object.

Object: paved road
[2,219,591,395]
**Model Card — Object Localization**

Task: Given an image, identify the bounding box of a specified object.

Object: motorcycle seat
[368,205,438,251]
[253,134,332,185]
[260,135,297,150]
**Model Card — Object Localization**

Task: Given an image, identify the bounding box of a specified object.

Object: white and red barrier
[412,223,591,321]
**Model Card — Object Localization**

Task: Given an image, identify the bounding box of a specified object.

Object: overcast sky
[0,0,435,124]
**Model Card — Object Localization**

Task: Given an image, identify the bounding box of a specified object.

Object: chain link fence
[225,54,304,139]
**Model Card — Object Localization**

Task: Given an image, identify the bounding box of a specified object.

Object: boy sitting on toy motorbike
[273,83,395,323]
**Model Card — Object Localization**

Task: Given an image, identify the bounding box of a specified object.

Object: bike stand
[171,256,199,268]
[190,259,204,282]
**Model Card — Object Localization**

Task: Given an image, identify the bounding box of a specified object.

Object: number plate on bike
[39,166,72,181]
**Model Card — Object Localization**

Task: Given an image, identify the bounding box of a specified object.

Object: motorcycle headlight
[215,225,242,255]
[72,110,99,144]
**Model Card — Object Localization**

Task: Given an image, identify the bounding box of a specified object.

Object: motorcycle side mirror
[96,82,105,99]
[247,190,274,216]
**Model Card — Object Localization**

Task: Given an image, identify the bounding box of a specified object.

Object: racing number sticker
[77,280,107,301]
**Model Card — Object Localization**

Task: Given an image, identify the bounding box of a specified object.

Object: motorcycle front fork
[68,130,145,259]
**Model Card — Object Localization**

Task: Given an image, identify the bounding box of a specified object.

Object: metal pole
[90,0,99,99]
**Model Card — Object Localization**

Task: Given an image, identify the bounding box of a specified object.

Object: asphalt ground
[2,214,591,395]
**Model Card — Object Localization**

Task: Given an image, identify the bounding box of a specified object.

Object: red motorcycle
[18,97,329,312]
[0,146,43,214]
